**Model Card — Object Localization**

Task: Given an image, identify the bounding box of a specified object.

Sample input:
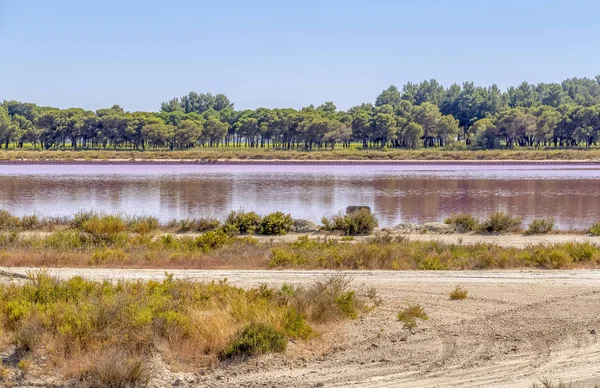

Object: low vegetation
[0,272,378,386]
[525,217,555,235]
[444,214,477,233]
[397,304,429,329]
[2,231,600,270]
[321,209,379,236]
[449,285,468,300]
[476,212,522,234]
[589,222,600,236]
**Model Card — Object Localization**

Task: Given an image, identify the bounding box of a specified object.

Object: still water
[0,164,599,229]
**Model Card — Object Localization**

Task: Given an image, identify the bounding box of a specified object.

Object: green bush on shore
[322,209,379,236]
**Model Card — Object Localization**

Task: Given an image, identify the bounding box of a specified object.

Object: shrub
[19,215,40,230]
[127,216,159,235]
[225,211,262,235]
[167,217,221,233]
[476,212,522,234]
[449,285,468,300]
[322,209,379,236]
[70,210,98,230]
[81,215,127,245]
[525,217,555,235]
[0,210,20,230]
[220,322,287,359]
[589,222,600,236]
[78,349,151,388]
[444,214,477,233]
[193,230,233,252]
[397,304,429,329]
[260,212,294,235]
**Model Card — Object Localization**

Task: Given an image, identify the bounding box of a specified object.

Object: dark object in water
[346,206,371,214]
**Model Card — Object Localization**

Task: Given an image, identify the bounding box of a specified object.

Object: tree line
[1,77,600,150]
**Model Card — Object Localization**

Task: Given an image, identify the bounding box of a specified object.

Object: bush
[322,209,379,236]
[397,304,429,329]
[589,222,600,236]
[220,322,287,359]
[449,285,468,300]
[81,215,127,245]
[0,210,20,230]
[127,216,159,235]
[193,230,233,252]
[167,217,221,233]
[70,210,98,230]
[476,212,522,234]
[525,217,555,235]
[444,214,477,233]
[261,212,294,235]
[20,215,40,231]
[78,349,151,388]
[225,211,262,235]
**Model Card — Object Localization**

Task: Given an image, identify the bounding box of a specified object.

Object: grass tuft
[449,285,468,300]
[397,304,429,329]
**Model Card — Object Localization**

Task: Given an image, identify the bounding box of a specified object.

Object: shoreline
[1,158,600,165]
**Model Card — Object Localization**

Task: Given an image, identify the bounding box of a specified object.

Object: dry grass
[2,233,600,270]
[397,304,429,329]
[0,272,377,386]
[449,285,468,300]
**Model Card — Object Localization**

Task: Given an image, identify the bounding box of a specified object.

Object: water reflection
[0,164,599,229]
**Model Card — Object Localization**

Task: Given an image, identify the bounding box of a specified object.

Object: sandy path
[2,268,600,387]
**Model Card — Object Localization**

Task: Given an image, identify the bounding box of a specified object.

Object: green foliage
[525,217,555,235]
[449,285,468,300]
[397,304,429,329]
[444,214,477,232]
[260,212,294,235]
[0,210,20,230]
[225,211,262,235]
[589,222,600,236]
[81,215,127,245]
[193,230,233,252]
[167,217,220,233]
[322,209,379,236]
[476,212,522,234]
[220,322,287,359]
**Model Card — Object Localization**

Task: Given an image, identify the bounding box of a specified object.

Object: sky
[0,0,599,112]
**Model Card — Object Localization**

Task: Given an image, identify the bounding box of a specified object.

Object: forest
[1,76,600,151]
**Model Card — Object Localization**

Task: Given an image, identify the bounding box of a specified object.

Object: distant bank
[1,158,600,165]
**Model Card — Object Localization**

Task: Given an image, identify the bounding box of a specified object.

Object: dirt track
[3,268,600,387]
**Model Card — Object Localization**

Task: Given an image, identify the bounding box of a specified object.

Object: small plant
[526,217,555,235]
[444,213,477,233]
[220,322,287,359]
[476,212,522,234]
[449,285,468,300]
[82,215,127,245]
[589,222,600,236]
[17,358,31,374]
[128,216,159,234]
[193,230,233,252]
[260,212,294,235]
[397,304,429,329]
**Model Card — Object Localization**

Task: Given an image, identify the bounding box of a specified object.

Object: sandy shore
[2,268,600,387]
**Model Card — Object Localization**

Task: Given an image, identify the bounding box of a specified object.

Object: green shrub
[220,322,287,359]
[525,217,555,235]
[449,285,468,300]
[193,230,232,252]
[81,215,127,245]
[0,210,20,230]
[44,231,88,250]
[476,212,522,234]
[20,215,40,231]
[70,210,98,230]
[127,216,159,235]
[167,217,221,233]
[225,211,262,235]
[589,222,600,236]
[322,209,379,236]
[444,214,477,233]
[282,308,313,339]
[397,304,429,329]
[260,212,294,235]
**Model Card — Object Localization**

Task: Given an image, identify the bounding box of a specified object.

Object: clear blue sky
[1,0,599,112]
